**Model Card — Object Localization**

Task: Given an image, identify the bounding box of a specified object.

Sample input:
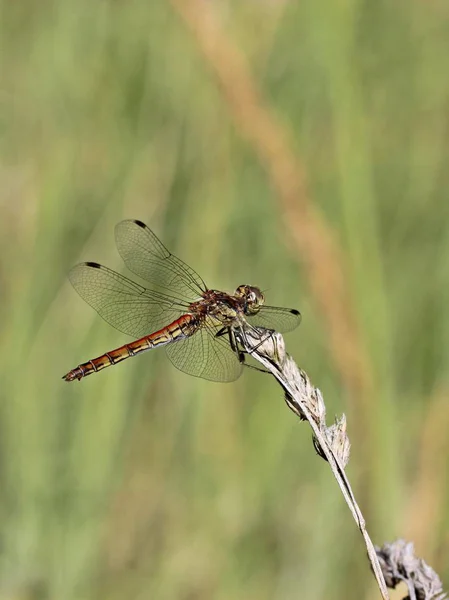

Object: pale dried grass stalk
[237,327,389,598]
[238,327,447,600]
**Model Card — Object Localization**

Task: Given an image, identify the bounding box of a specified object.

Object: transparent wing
[69,262,190,338]
[246,306,301,333]
[165,326,243,382]
[115,219,207,300]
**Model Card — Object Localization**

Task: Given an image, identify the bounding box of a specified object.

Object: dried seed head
[313,414,351,468]
[375,540,447,600]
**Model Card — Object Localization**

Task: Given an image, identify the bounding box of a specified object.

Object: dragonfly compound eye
[245,286,265,314]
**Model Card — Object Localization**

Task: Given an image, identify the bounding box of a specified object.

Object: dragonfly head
[234,285,265,315]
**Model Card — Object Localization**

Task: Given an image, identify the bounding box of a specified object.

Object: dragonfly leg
[244,326,276,353]
[242,361,271,376]
[233,324,276,354]
[215,326,270,375]
[216,326,246,363]
[215,327,228,338]
[227,327,271,376]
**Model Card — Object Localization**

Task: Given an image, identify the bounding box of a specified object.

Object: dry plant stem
[238,328,390,600]
[170,0,373,410]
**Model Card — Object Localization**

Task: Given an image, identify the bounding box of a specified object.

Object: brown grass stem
[169,0,373,422]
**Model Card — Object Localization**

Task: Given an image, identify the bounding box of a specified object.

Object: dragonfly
[62,220,301,383]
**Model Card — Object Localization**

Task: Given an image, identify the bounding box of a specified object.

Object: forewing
[69,262,188,338]
[246,306,301,333]
[115,220,207,300]
[165,326,243,382]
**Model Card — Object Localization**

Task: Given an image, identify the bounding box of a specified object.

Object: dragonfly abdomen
[63,314,197,382]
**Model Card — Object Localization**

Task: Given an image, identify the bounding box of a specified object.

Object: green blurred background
[1,1,448,599]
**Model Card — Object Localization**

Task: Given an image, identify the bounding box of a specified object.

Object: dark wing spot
[290,309,300,316]
[85,262,101,268]
[133,220,147,229]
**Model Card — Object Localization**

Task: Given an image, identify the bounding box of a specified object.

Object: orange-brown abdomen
[62,314,197,381]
